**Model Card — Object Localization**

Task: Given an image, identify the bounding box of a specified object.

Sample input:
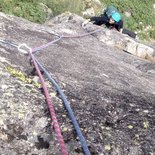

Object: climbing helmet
[111,12,121,22]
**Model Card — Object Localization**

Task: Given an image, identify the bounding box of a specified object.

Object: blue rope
[0,39,18,48]
[34,57,91,155]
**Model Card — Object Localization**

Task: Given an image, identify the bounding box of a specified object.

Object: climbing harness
[0,29,101,155]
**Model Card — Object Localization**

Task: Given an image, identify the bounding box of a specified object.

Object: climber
[82,6,137,39]
[91,6,123,32]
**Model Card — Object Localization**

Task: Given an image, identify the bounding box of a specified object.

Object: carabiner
[18,43,31,54]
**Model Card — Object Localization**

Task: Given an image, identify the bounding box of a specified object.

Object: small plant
[149,29,155,39]
[0,0,45,23]
[40,0,84,16]
[139,32,150,40]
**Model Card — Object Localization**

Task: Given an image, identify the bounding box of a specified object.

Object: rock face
[0,12,155,155]
[81,22,155,61]
[124,38,155,60]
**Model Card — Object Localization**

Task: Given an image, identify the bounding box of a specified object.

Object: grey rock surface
[0,12,155,155]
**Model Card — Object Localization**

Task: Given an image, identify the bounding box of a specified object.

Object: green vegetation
[149,29,155,39]
[0,0,84,23]
[0,0,155,40]
[41,0,84,16]
[0,0,45,23]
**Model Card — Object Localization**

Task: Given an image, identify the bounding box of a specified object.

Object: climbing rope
[0,29,101,155]
[28,50,68,155]
[0,39,68,155]
[0,39,19,48]
[32,29,101,54]
[32,36,63,54]
[30,29,101,155]
[62,29,101,38]
[34,57,91,155]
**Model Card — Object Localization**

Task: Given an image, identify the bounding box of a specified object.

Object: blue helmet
[111,12,121,22]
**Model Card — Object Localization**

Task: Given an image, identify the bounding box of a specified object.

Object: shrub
[149,29,155,39]
[0,0,45,23]
[139,32,150,40]
[0,0,85,23]
[40,0,84,16]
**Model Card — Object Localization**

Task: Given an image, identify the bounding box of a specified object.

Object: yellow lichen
[143,121,149,129]
[128,125,134,129]
[6,66,41,88]
[104,144,111,151]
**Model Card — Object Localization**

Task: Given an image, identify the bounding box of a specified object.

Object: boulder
[124,38,155,60]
